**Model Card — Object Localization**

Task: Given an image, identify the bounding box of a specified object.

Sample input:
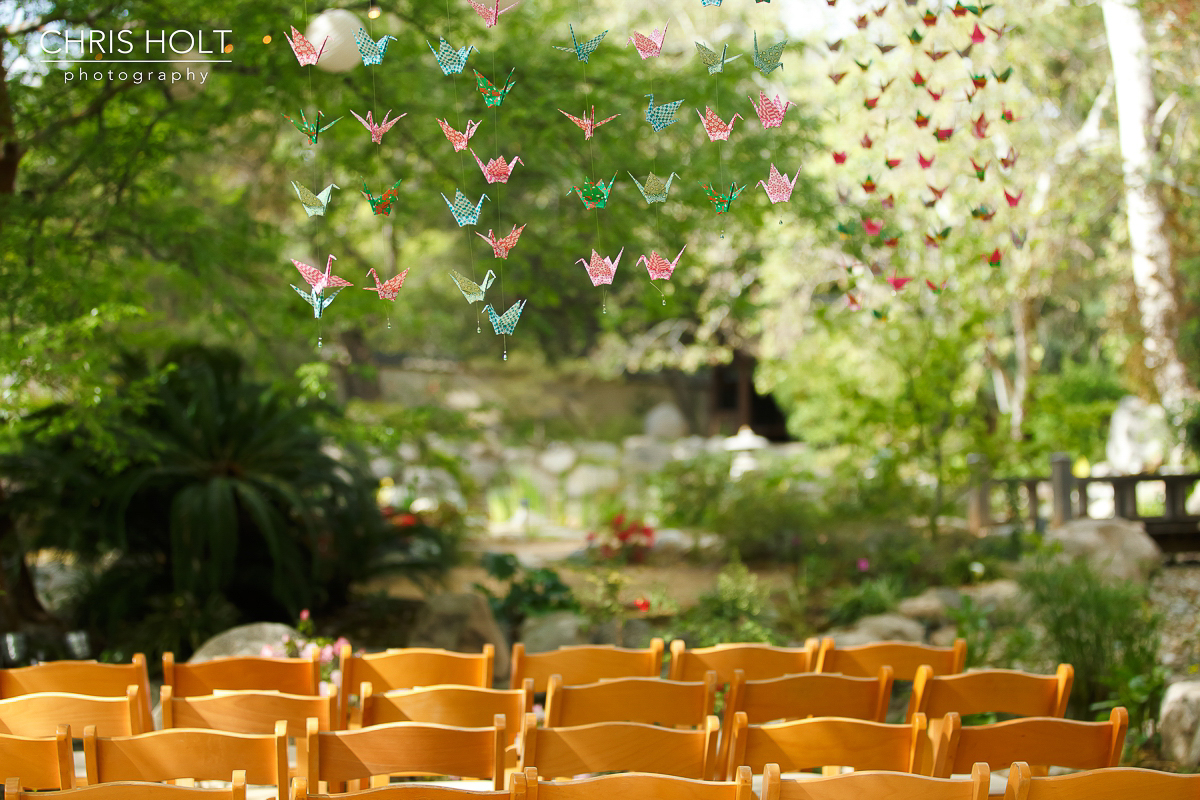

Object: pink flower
[299,609,311,622]
[320,644,335,664]
[857,558,871,572]
[329,668,342,688]
[260,645,275,657]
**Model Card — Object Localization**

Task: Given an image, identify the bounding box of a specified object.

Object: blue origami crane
[442,189,490,226]
[355,28,397,65]
[428,38,477,75]
[645,94,684,132]
[484,299,527,334]
[753,31,786,76]
[553,24,608,63]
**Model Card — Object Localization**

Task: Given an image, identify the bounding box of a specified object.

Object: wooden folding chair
[1003,761,1200,800]
[667,640,819,685]
[0,686,145,737]
[816,638,967,681]
[306,716,507,792]
[722,710,930,780]
[5,771,246,800]
[932,707,1128,779]
[163,651,320,697]
[290,775,519,800]
[519,712,720,780]
[339,645,494,729]
[0,725,76,789]
[763,761,990,800]
[544,672,717,728]
[159,686,337,736]
[510,640,664,692]
[83,722,288,800]
[522,765,755,800]
[1,655,154,733]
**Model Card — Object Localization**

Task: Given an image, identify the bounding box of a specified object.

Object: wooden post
[1050,453,1073,528]
[967,453,990,534]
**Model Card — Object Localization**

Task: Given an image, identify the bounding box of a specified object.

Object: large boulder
[408,593,511,684]
[1160,681,1200,769]
[519,611,588,653]
[644,402,688,440]
[622,436,673,474]
[824,613,926,646]
[189,623,300,663]
[565,464,620,498]
[1042,518,1162,582]
[896,587,963,626]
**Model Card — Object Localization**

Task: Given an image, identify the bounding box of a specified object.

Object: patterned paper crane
[291,181,338,217]
[553,24,608,63]
[355,29,397,65]
[638,245,686,280]
[363,268,410,301]
[484,299,526,334]
[350,109,406,144]
[291,255,352,318]
[629,172,678,204]
[450,269,496,303]
[474,68,516,107]
[748,92,794,128]
[477,224,526,259]
[286,26,326,66]
[568,173,617,210]
[628,21,668,59]
[698,108,743,141]
[694,42,742,74]
[467,0,519,27]
[701,181,745,213]
[428,38,476,75]
[644,94,684,132]
[559,106,619,140]
[437,118,481,151]
[360,178,402,216]
[752,31,786,76]
[578,248,624,286]
[758,164,799,204]
[471,150,524,184]
[441,189,490,226]
[283,108,341,144]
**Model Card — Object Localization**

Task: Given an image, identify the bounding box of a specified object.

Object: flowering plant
[260,609,351,696]
[586,513,655,564]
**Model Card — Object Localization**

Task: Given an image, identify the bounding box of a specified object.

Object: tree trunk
[1100,0,1195,422]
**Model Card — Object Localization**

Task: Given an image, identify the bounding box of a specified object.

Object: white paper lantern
[306,9,365,73]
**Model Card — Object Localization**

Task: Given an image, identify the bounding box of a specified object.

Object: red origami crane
[578,248,624,286]
[748,92,795,129]
[918,152,935,169]
[833,151,848,164]
[1004,189,1024,207]
[293,254,352,294]
[559,106,619,140]
[861,132,875,149]
[363,268,410,301]
[627,21,668,59]
[471,150,524,184]
[476,224,527,258]
[351,109,406,145]
[467,0,519,27]
[758,164,799,204]
[983,248,1003,267]
[933,126,955,142]
[970,24,987,43]
[886,269,912,291]
[971,112,989,139]
[286,26,327,66]
[438,118,481,151]
[698,107,743,141]
[862,218,883,235]
[638,245,687,280]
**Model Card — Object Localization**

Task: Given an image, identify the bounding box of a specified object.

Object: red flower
[634,597,650,612]
[396,513,418,527]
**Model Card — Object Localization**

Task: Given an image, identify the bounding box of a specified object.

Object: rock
[621,617,657,649]
[644,402,688,439]
[896,587,963,625]
[622,436,673,473]
[520,611,588,653]
[1107,396,1171,475]
[929,625,962,647]
[576,441,621,463]
[1042,518,1162,582]
[652,529,693,556]
[590,619,621,646]
[1160,681,1200,768]
[189,623,301,663]
[445,389,483,410]
[565,464,621,498]
[844,613,927,643]
[961,579,1023,614]
[670,436,708,462]
[408,593,511,684]
[538,444,577,475]
[369,457,396,480]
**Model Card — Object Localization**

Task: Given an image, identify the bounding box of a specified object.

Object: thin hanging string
[446,0,481,334]
[303,0,325,349]
[491,46,508,358]
[366,10,392,329]
[709,4,726,240]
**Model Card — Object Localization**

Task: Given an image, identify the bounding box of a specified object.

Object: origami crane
[286,26,326,66]
[926,279,947,294]
[471,150,523,184]
[578,247,624,287]
[748,92,794,128]
[862,218,883,235]
[701,181,745,213]
[467,0,519,27]
[477,224,526,258]
[971,112,990,139]
[292,255,352,318]
[437,118,481,151]
[861,176,877,193]
[361,178,403,216]
[701,0,722,6]
[993,66,1014,83]
[629,172,678,204]
[830,71,847,85]
[698,108,742,141]
[956,43,975,59]
[441,189,489,226]
[927,183,948,200]
[752,32,786,76]
[907,28,923,44]
[292,181,338,217]
[886,269,913,291]
[970,24,987,43]
[922,8,938,24]
[1011,228,1027,248]
[364,268,410,301]
[695,42,742,74]
[911,69,927,87]
[450,268,496,303]
[885,156,902,169]
[355,29,397,65]
[832,151,847,164]
[826,38,843,51]
[428,38,476,75]
[1001,106,1020,123]
[638,245,686,281]
[351,109,406,144]
[971,73,988,89]
[484,299,526,335]
[474,68,516,107]
[971,157,990,180]
[983,248,1003,267]
[914,110,931,128]
[926,87,944,101]
[645,94,684,132]
[846,292,862,311]
[758,164,798,204]
[1000,147,1019,169]
[628,21,668,59]
[933,126,955,142]
[568,173,617,210]
[283,108,341,144]
[559,106,619,140]
[554,24,608,63]
[1005,189,1024,207]
[971,204,997,221]
[926,47,949,61]
[876,41,897,54]
[864,96,879,110]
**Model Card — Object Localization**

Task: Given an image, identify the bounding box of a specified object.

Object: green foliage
[948,594,1035,670]
[670,560,780,647]
[1022,361,1128,466]
[474,552,577,641]
[824,576,904,628]
[655,453,733,530]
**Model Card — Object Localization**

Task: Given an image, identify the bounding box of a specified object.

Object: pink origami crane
[698,107,743,141]
[748,92,795,128]
[293,254,352,293]
[886,269,912,291]
[363,268,410,301]
[757,164,799,204]
[467,0,519,27]
[559,106,619,140]
[971,112,989,139]
[476,224,527,258]
[628,21,668,59]
[471,150,524,184]
[578,247,624,287]
[286,26,327,66]
[1005,188,1024,207]
[351,109,406,144]
[637,245,686,280]
[438,118,481,152]
[862,218,883,236]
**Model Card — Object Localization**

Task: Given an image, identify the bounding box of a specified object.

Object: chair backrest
[544,673,717,728]
[816,638,967,680]
[667,640,819,685]
[306,716,507,791]
[360,680,532,747]
[83,722,288,798]
[289,776,517,800]
[160,685,336,737]
[522,765,755,800]
[5,771,246,800]
[722,710,930,780]
[0,686,144,737]
[162,652,320,698]
[909,665,1073,721]
[762,761,989,800]
[339,645,494,729]
[511,640,664,693]
[0,725,76,789]
[1003,761,1200,800]
[0,655,154,733]
[932,707,1128,778]
[520,712,720,781]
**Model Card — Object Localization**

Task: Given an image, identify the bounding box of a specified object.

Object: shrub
[670,560,781,647]
[824,575,904,628]
[474,552,577,642]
